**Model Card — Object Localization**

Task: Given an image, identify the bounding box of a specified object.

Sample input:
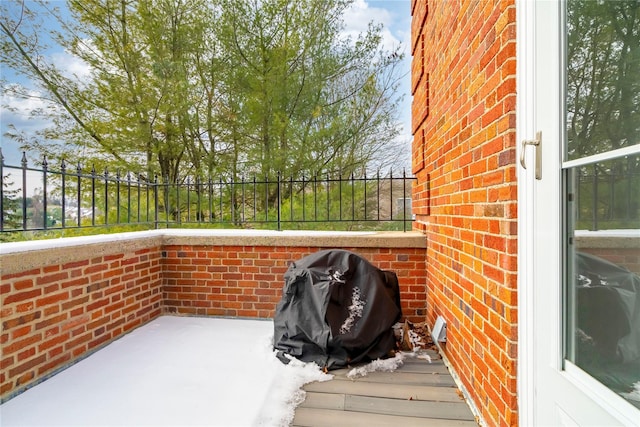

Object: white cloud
[1,46,91,166]
[1,90,53,143]
[0,86,66,175]
[343,1,412,170]
[52,49,92,81]
[343,0,404,53]
[346,0,394,32]
[1,48,92,136]
[2,88,52,118]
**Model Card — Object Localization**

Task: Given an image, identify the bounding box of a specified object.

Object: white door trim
[516,0,537,424]
[517,2,640,425]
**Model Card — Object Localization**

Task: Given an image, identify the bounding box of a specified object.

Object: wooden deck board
[293,354,477,426]
[327,370,456,386]
[302,392,475,420]
[330,361,449,376]
[292,407,477,427]
[304,378,462,401]
[330,371,455,387]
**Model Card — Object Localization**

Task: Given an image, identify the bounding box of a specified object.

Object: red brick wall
[578,248,640,276]
[1,247,163,401]
[162,245,427,322]
[1,233,426,401]
[575,234,640,275]
[411,1,518,426]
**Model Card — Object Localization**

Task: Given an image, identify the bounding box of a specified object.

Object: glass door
[563,0,640,412]
[522,1,640,425]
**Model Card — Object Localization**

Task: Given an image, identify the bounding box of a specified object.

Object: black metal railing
[1,152,416,238]
[574,162,640,231]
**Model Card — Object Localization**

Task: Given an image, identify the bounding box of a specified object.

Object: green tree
[216,0,404,180]
[2,0,217,180]
[1,0,406,218]
[567,0,640,229]
[1,172,22,230]
[567,0,640,159]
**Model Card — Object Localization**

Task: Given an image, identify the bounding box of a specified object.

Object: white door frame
[517,1,639,425]
[516,0,537,424]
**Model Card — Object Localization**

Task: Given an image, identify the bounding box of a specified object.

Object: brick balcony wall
[162,244,427,320]
[1,234,165,402]
[0,230,426,402]
[411,1,518,426]
[575,231,640,275]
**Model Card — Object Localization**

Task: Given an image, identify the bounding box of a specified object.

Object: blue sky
[0,0,412,168]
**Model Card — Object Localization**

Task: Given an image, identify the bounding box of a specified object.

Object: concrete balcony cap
[0,229,427,254]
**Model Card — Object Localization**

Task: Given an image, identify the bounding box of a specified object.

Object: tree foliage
[566,0,640,159]
[566,0,640,229]
[1,172,22,230]
[1,0,406,186]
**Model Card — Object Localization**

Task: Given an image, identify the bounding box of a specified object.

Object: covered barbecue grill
[273,249,402,369]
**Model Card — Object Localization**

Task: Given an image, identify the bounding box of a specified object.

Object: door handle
[520,131,542,180]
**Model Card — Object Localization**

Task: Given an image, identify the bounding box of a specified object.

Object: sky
[0,314,430,426]
[0,0,413,172]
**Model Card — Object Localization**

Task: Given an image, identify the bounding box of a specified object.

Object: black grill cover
[273,249,402,369]
[576,252,640,364]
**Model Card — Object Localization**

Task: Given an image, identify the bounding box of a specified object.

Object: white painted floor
[0,316,330,427]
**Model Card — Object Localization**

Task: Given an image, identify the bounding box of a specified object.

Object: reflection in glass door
[563,0,640,410]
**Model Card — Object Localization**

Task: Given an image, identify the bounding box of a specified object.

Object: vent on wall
[432,315,447,343]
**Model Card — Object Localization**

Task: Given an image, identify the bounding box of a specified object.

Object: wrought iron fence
[1,152,416,237]
[574,163,640,231]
